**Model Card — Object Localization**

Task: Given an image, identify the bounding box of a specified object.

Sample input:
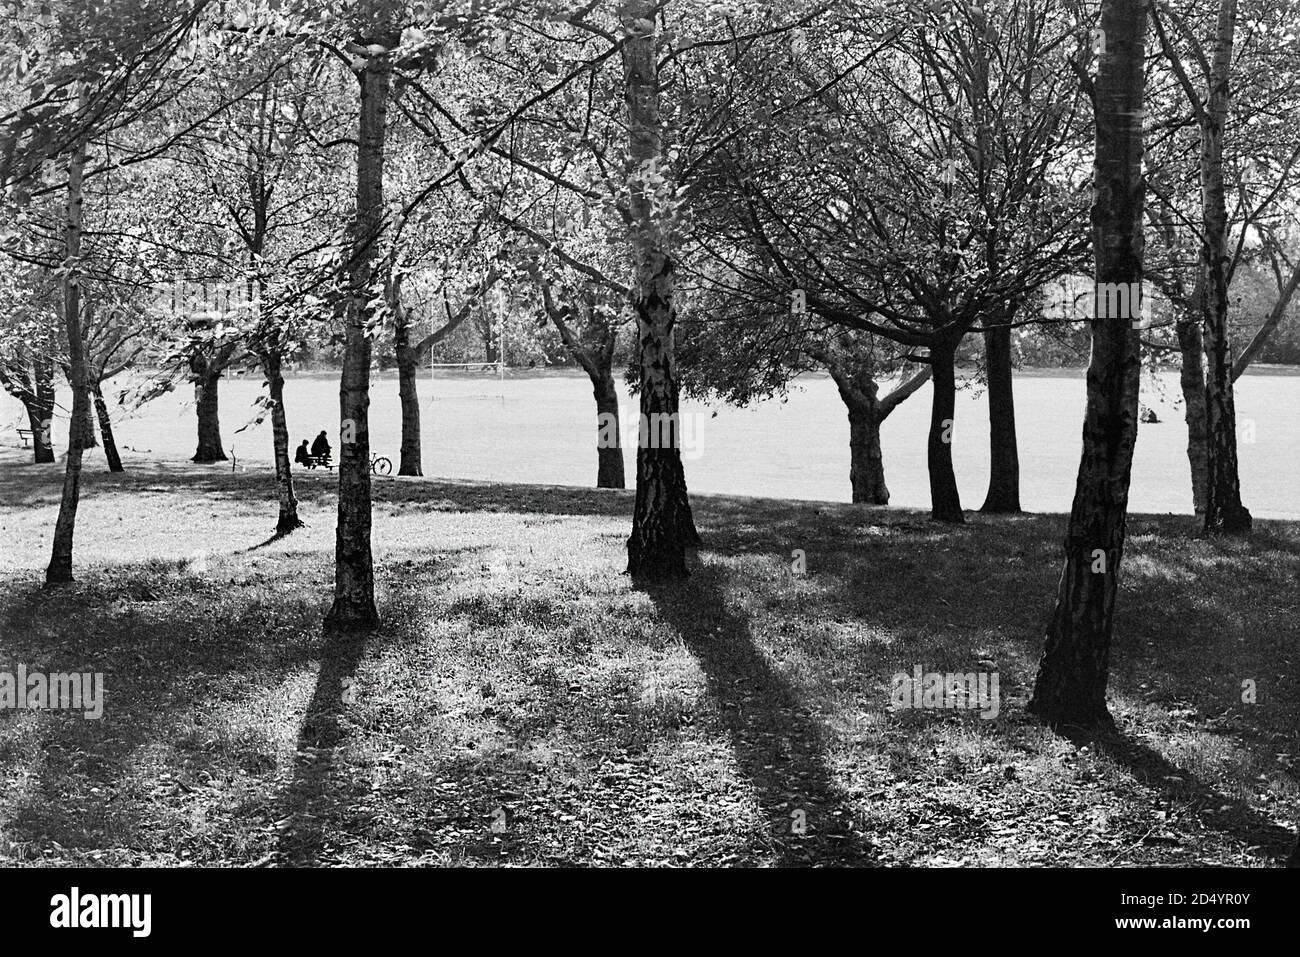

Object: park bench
[17,428,33,448]
[302,454,334,471]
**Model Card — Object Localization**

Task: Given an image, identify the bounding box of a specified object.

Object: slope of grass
[0,456,1296,866]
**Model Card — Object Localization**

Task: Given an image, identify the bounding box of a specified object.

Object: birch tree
[323,4,401,631]
[45,89,89,584]
[621,2,699,577]
[1027,0,1147,729]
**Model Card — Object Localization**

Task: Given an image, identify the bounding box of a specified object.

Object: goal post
[427,290,506,399]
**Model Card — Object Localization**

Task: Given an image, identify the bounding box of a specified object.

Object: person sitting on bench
[310,430,332,467]
[294,439,311,468]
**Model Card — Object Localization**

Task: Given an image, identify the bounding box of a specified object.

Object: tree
[540,278,627,489]
[46,89,90,584]
[1,0,213,480]
[686,3,1090,522]
[979,301,1022,513]
[167,34,352,532]
[405,4,646,490]
[83,300,151,473]
[0,0,213,197]
[810,337,932,504]
[1232,245,1300,379]
[1144,189,1211,512]
[390,263,502,478]
[79,216,175,474]
[177,329,239,461]
[302,0,623,620]
[676,275,931,505]
[0,265,59,464]
[622,3,699,577]
[1144,0,1300,515]
[1027,0,1148,730]
[323,4,401,632]
[2,173,168,475]
[1162,0,1252,533]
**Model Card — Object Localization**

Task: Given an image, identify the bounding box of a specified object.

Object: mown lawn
[0,454,1296,866]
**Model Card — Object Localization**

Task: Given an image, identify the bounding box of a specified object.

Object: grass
[0,452,1297,866]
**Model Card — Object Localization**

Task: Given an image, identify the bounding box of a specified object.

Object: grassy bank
[0,456,1296,866]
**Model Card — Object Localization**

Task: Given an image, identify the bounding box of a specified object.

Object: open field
[3,366,1299,519]
[1,461,1296,866]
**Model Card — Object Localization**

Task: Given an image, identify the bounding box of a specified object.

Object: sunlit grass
[0,461,1295,866]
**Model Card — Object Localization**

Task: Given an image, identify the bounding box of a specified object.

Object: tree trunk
[847,404,889,504]
[980,319,1021,513]
[263,350,303,537]
[23,402,51,464]
[1200,0,1251,536]
[33,353,54,463]
[192,367,227,462]
[23,401,44,455]
[80,388,96,448]
[1176,311,1208,513]
[46,120,89,585]
[92,385,123,473]
[828,361,890,504]
[1027,0,1146,731]
[825,356,928,505]
[325,30,395,632]
[926,341,964,523]
[1232,255,1300,381]
[623,9,699,578]
[594,371,624,489]
[4,346,58,463]
[540,284,624,490]
[626,261,699,576]
[396,344,422,477]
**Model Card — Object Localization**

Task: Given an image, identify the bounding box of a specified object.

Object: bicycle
[369,452,393,476]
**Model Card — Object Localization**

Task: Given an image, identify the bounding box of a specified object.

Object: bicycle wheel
[372,456,392,476]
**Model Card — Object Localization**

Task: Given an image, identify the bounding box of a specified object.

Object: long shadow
[0,453,930,528]
[0,460,641,518]
[0,537,476,864]
[242,526,313,553]
[274,626,370,866]
[642,561,877,867]
[9,450,1300,546]
[1063,724,1297,864]
[0,561,323,858]
[272,544,483,866]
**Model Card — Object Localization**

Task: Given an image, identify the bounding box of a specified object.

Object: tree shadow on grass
[641,561,878,867]
[274,625,370,866]
[0,461,640,518]
[0,545,476,865]
[0,563,324,860]
[272,545,484,866]
[1058,723,1298,865]
[242,526,312,553]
